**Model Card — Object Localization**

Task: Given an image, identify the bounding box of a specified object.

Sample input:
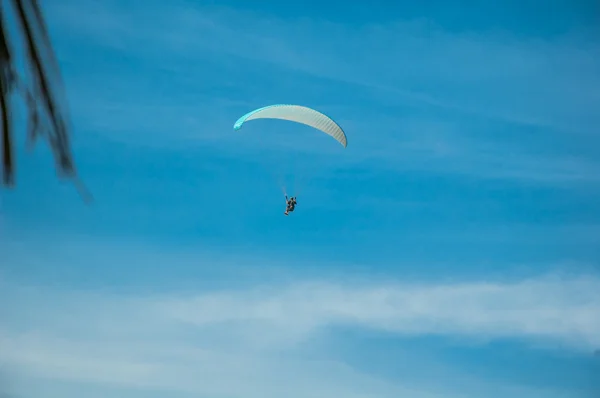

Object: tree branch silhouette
[0,0,91,202]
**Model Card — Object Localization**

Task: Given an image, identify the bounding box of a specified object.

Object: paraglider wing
[233,104,347,148]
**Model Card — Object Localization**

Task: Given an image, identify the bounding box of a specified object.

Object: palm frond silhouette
[1,0,90,201]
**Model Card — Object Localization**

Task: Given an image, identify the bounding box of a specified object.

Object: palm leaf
[0,0,91,201]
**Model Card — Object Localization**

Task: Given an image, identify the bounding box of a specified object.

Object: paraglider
[233,104,348,147]
[284,195,297,216]
[233,104,347,215]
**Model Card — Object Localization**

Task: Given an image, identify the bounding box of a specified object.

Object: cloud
[1,248,599,398]
[44,0,600,133]
[39,0,600,187]
[157,275,600,351]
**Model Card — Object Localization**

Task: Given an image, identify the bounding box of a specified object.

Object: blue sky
[1,0,600,397]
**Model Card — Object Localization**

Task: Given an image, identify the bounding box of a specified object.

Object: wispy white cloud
[40,0,600,186]
[45,0,600,133]
[157,276,600,351]
[1,235,599,398]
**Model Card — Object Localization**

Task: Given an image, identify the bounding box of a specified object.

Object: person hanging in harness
[284,195,297,216]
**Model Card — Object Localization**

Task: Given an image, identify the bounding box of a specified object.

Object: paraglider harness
[284,195,297,216]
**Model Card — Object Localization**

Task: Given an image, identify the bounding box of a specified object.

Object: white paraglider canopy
[233,104,347,148]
